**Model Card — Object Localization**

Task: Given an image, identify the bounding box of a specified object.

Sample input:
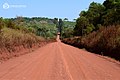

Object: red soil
[0,37,120,80]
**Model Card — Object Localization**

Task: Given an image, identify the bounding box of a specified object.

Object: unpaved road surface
[0,40,120,80]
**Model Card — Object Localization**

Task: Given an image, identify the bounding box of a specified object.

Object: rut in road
[0,40,120,80]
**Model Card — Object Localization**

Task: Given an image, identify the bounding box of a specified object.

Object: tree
[74,16,89,36]
[73,19,77,22]
[59,19,63,37]
[74,2,105,36]
[0,17,4,31]
[53,18,58,24]
[102,0,120,26]
[64,18,68,21]
[87,2,105,28]
[79,11,87,17]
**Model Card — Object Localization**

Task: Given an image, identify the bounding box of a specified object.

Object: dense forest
[74,0,120,36]
[62,0,120,60]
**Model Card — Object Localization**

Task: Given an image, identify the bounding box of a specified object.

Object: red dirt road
[0,39,120,80]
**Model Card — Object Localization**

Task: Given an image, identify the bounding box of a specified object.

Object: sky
[0,0,104,20]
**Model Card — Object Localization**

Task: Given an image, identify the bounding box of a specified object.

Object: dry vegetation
[0,17,57,62]
[0,28,54,62]
[62,25,120,60]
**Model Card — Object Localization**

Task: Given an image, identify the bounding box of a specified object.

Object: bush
[62,25,120,60]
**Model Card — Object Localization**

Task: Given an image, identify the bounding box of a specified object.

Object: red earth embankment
[0,28,56,63]
[0,40,55,63]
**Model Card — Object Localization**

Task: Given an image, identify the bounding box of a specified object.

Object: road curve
[0,40,120,80]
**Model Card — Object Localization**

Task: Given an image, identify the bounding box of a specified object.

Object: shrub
[62,25,120,60]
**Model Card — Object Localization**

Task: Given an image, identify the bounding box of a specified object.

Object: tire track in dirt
[0,40,120,80]
[60,42,120,80]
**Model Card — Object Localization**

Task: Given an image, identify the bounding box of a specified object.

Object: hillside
[0,17,57,62]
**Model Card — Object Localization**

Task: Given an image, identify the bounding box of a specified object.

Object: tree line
[74,0,120,36]
[0,17,58,39]
[62,0,120,60]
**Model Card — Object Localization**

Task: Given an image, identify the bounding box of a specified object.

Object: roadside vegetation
[62,0,120,60]
[62,20,76,38]
[0,17,58,61]
[0,16,75,61]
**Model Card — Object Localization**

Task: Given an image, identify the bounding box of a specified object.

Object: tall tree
[103,0,120,25]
